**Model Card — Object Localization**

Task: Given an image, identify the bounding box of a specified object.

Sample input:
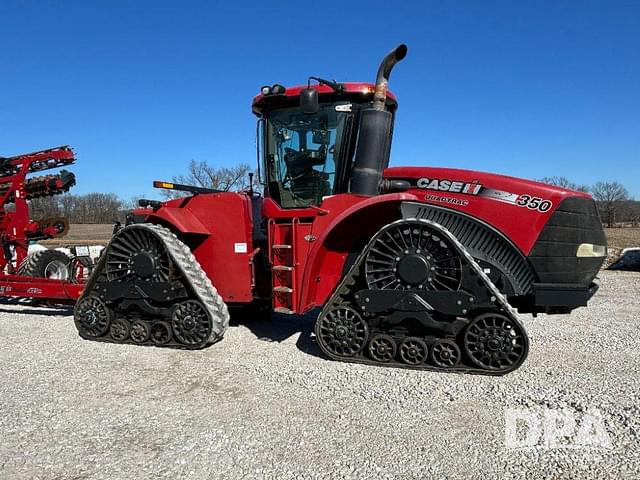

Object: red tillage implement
[0,146,84,302]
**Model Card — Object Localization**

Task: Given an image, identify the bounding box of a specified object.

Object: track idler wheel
[150,321,172,345]
[74,295,112,337]
[110,319,131,342]
[398,337,428,365]
[130,321,151,343]
[172,300,212,346]
[463,313,527,373]
[367,334,397,363]
[316,305,369,358]
[430,339,461,368]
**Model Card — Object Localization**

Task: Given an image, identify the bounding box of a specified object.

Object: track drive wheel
[315,305,369,358]
[463,313,528,373]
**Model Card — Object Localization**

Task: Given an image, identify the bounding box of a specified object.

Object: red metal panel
[294,193,418,313]
[0,274,83,301]
[148,192,255,304]
[147,206,209,235]
[384,166,591,255]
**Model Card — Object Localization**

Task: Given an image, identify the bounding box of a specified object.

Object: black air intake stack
[350,44,407,196]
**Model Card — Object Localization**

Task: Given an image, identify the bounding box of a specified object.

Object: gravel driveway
[0,271,638,479]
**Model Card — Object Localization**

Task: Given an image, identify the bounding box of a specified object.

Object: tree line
[539,177,639,227]
[28,193,128,224]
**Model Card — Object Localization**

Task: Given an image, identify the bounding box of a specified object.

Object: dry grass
[604,227,640,268]
[41,224,114,247]
[605,227,640,250]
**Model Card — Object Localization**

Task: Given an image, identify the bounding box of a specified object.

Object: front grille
[528,197,606,284]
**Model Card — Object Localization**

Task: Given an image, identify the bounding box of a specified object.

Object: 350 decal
[516,194,552,212]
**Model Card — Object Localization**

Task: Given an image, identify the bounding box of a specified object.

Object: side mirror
[300,88,319,114]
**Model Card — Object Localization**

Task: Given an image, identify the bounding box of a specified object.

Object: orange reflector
[153,181,174,189]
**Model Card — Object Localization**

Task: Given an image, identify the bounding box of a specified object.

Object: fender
[298,193,418,313]
[145,206,210,235]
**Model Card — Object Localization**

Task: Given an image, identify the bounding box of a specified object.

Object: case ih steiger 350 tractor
[73,45,606,374]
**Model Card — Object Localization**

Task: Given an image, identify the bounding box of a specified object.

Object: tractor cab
[253,83,398,208]
[252,45,406,209]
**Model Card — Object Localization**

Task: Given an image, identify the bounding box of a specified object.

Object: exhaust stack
[350,44,408,196]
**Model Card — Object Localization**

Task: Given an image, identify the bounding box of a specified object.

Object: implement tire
[18,249,71,280]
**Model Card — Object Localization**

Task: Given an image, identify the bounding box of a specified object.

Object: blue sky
[1,1,638,200]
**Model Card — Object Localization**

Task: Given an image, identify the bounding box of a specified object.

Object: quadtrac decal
[414,177,553,212]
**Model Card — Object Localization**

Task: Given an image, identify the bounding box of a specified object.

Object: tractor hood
[384,166,591,201]
[383,166,595,255]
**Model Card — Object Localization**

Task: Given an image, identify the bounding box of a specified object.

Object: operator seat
[284,148,331,206]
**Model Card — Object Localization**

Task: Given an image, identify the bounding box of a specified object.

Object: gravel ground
[0,271,638,479]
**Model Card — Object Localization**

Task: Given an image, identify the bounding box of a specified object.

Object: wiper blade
[308,76,344,92]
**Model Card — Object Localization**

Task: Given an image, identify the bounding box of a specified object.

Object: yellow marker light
[154,181,174,189]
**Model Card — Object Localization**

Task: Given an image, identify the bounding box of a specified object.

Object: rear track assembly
[74,223,229,349]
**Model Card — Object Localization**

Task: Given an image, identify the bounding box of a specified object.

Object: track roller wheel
[110,319,131,342]
[367,334,397,363]
[172,300,212,346]
[463,313,527,373]
[130,321,150,343]
[150,321,172,345]
[398,337,428,365]
[74,295,111,337]
[315,305,369,358]
[430,339,461,368]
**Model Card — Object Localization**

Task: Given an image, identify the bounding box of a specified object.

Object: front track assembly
[314,218,529,375]
[73,223,229,349]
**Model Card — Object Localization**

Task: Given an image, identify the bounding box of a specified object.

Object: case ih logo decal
[417,178,482,195]
[415,177,553,212]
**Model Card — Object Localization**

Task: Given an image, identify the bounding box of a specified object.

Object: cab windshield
[264,104,348,208]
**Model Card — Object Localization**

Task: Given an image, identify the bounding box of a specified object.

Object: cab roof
[252,82,398,116]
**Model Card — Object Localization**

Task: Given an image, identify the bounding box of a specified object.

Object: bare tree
[28,192,125,224]
[28,196,61,219]
[592,181,630,227]
[82,193,123,223]
[162,160,257,199]
[538,176,590,192]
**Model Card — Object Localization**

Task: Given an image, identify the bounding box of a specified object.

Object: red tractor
[74,45,606,374]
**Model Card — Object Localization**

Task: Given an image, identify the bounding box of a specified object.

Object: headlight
[576,243,607,257]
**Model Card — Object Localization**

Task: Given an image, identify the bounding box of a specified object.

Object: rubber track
[315,217,530,375]
[77,223,230,348]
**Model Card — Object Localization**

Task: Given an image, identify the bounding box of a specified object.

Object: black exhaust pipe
[350,44,408,196]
